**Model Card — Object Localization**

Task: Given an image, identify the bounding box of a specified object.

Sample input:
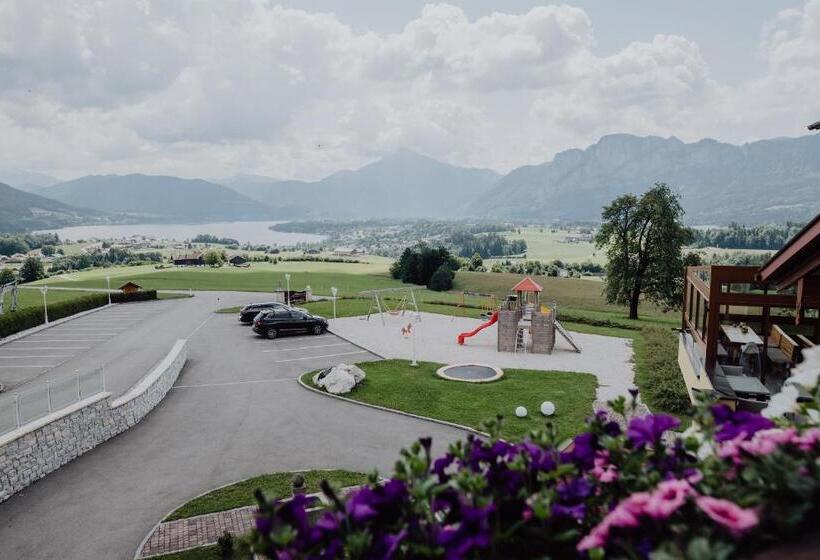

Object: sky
[0,0,818,182]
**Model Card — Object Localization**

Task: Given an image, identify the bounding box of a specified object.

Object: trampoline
[436,363,504,383]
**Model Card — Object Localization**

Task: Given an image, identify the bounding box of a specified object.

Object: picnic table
[721,324,763,346]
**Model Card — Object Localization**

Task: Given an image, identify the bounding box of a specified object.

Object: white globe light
[515,406,528,418]
[540,401,556,416]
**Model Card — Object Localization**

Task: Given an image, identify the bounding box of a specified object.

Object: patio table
[726,375,770,398]
[721,324,763,346]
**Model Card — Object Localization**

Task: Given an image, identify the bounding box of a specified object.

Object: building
[173,252,203,266]
[678,212,819,409]
[228,255,248,267]
[118,282,142,294]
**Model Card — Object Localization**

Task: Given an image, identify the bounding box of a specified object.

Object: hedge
[633,326,691,415]
[0,290,157,338]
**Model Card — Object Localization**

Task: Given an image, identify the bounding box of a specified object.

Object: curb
[296,375,489,438]
[0,303,112,347]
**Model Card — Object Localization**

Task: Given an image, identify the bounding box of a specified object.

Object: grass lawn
[303,359,597,442]
[6,287,93,311]
[164,469,367,522]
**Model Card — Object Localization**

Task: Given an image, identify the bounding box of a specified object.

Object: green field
[304,359,597,442]
[499,227,603,264]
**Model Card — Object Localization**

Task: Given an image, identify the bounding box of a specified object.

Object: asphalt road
[0,292,468,559]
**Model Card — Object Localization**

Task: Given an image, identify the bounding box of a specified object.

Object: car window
[289,311,306,319]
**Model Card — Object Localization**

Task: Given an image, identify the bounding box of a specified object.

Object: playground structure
[360,287,421,326]
[457,277,581,354]
[0,280,19,315]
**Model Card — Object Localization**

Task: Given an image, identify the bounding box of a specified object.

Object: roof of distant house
[118,281,142,290]
[808,120,820,131]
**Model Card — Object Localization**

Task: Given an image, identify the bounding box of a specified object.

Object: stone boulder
[313,363,366,395]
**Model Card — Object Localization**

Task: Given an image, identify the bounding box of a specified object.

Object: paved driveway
[0,296,468,559]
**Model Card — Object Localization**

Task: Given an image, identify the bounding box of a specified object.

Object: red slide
[457,310,499,345]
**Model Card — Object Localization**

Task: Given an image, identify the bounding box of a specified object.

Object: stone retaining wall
[0,339,187,503]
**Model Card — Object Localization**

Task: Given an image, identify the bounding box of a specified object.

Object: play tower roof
[511,277,543,293]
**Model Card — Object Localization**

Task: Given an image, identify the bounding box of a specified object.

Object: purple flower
[557,478,592,502]
[560,432,597,469]
[627,414,680,447]
[552,503,586,521]
[712,405,774,442]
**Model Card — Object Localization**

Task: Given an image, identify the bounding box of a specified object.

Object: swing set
[360,287,421,326]
[451,291,498,321]
[0,280,19,315]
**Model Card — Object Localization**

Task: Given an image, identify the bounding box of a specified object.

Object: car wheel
[312,324,324,335]
[266,328,278,339]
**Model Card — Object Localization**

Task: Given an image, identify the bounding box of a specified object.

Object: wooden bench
[796,334,815,348]
[767,324,799,366]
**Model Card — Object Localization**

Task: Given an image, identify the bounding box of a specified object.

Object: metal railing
[0,368,105,437]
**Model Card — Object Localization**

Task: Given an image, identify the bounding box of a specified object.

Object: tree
[428,264,454,291]
[19,256,46,283]
[595,183,694,320]
[469,252,483,271]
[40,245,56,257]
[390,244,458,286]
[0,268,15,285]
[203,249,225,267]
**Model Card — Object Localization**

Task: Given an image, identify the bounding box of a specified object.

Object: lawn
[149,545,221,560]
[303,359,597,442]
[164,469,367,521]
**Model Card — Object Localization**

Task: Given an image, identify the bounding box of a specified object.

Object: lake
[36,221,323,246]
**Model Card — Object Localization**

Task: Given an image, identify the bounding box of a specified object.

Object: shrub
[427,264,454,292]
[249,365,820,559]
[0,268,15,285]
[634,326,691,415]
[19,256,45,283]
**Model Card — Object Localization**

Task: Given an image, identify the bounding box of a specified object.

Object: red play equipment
[457,310,498,345]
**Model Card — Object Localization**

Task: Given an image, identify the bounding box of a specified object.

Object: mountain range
[2,133,818,231]
[33,174,272,223]
[470,133,820,224]
[0,182,103,233]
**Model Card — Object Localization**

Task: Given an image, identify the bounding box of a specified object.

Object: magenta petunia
[696,496,759,537]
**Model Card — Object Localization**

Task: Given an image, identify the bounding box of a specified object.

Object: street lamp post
[106,276,111,305]
[331,286,338,319]
[40,285,49,324]
[285,273,291,306]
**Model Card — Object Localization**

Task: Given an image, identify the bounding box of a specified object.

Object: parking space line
[0,355,73,358]
[16,339,108,342]
[172,378,297,389]
[262,343,351,353]
[0,365,55,368]
[0,346,90,350]
[272,350,371,363]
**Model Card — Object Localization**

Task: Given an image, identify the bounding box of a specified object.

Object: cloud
[0,1,817,180]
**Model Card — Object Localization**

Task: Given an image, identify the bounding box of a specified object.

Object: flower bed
[250,348,820,559]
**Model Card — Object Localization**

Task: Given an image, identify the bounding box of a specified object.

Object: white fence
[0,369,104,436]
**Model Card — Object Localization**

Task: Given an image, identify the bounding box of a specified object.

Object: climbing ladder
[554,320,582,353]
[514,326,527,353]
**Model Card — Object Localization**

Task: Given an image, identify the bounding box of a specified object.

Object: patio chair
[721,365,745,377]
[740,342,762,378]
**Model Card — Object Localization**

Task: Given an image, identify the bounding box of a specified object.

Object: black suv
[239,302,290,324]
[252,308,328,339]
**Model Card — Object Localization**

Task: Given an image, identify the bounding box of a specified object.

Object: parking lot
[0,303,170,392]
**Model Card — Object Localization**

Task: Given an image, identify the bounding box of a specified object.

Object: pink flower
[696,496,759,537]
[794,428,820,452]
[646,479,694,519]
[577,526,608,551]
[592,454,619,483]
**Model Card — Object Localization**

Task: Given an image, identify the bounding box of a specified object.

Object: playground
[330,278,635,402]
